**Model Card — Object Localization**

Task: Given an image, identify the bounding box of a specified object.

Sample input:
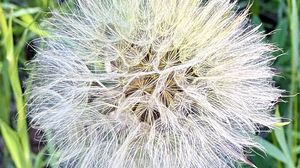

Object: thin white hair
[27,0,283,167]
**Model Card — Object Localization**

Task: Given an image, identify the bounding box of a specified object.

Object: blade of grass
[0,61,10,123]
[0,46,10,123]
[254,136,289,164]
[13,14,48,37]
[12,7,40,18]
[0,6,31,168]
[33,147,47,168]
[15,29,29,61]
[0,119,26,168]
[271,18,288,49]
[0,0,11,124]
[271,132,283,168]
[274,107,295,168]
[287,0,299,163]
[0,5,13,168]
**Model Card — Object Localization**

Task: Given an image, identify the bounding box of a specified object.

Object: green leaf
[0,119,26,168]
[13,14,49,37]
[0,1,12,124]
[251,0,260,15]
[1,6,32,168]
[15,28,29,61]
[12,7,41,18]
[274,107,295,168]
[33,147,47,168]
[271,18,288,49]
[254,136,288,164]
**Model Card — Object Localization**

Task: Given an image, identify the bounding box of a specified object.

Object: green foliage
[246,0,300,167]
[0,119,28,168]
[0,0,299,168]
[0,1,58,167]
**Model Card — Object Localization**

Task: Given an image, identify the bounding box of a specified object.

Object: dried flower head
[27,0,282,167]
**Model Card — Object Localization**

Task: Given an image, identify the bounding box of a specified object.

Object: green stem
[287,0,299,163]
[9,67,31,168]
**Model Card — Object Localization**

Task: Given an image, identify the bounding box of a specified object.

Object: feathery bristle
[27,0,283,167]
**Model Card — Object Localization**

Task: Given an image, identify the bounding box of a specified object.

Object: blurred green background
[0,0,299,168]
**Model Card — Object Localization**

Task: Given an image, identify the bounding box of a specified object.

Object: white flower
[27,0,282,167]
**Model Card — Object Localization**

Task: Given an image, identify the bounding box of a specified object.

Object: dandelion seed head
[27,0,283,167]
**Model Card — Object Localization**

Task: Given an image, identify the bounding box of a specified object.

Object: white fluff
[27,0,283,167]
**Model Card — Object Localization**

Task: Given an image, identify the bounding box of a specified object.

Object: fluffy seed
[27,0,283,167]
